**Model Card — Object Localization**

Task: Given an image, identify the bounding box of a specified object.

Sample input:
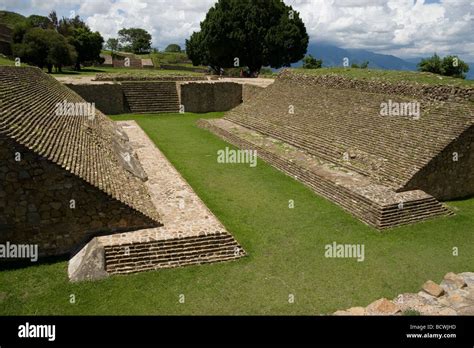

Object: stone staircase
[103,232,244,275]
[122,82,179,113]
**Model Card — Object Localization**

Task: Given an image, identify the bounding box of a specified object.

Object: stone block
[366,298,400,315]
[422,280,444,297]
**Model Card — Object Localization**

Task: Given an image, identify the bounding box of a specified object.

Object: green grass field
[0,112,473,315]
[295,67,474,86]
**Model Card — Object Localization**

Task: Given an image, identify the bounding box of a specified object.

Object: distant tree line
[418,53,469,79]
[302,55,370,70]
[12,11,104,72]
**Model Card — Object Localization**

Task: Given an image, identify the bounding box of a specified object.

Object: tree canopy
[118,28,152,54]
[165,44,182,52]
[418,53,470,79]
[12,28,76,72]
[106,38,120,54]
[186,0,309,74]
[12,10,103,71]
[69,27,104,70]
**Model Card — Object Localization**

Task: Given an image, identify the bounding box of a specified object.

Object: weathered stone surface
[0,67,161,257]
[366,298,400,315]
[346,307,366,315]
[441,272,466,292]
[68,238,109,282]
[180,82,242,113]
[438,308,458,316]
[459,272,474,287]
[422,280,445,297]
[335,272,474,316]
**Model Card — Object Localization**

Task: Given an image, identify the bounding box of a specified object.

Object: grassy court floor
[0,112,473,315]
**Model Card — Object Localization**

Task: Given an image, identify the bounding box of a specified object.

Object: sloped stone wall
[181,82,242,113]
[0,137,158,257]
[402,125,474,200]
[283,70,474,103]
[242,84,265,102]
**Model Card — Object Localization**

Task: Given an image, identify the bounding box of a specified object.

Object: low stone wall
[283,70,474,103]
[64,80,243,115]
[66,84,129,115]
[334,272,474,315]
[181,82,242,113]
[242,84,265,102]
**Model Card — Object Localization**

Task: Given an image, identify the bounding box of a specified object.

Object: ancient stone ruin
[334,272,474,315]
[199,70,474,229]
[0,66,245,279]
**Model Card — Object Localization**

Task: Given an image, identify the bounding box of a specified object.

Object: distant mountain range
[294,42,474,80]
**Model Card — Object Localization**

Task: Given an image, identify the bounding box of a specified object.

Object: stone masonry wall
[66,84,129,115]
[180,82,242,113]
[402,125,474,200]
[0,137,158,257]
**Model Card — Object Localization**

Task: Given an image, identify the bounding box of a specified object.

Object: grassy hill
[0,11,26,28]
[0,55,16,65]
[294,67,474,87]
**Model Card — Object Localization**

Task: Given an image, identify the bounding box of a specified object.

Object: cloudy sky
[1,0,473,60]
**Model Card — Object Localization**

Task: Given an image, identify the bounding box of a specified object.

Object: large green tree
[118,28,152,54]
[106,38,120,54]
[69,27,104,70]
[185,0,308,75]
[12,28,76,73]
[47,33,77,72]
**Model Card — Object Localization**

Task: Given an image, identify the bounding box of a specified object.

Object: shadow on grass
[0,254,69,271]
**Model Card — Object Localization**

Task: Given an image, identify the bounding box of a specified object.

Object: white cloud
[1,0,473,60]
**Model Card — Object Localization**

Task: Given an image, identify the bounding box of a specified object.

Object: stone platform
[197,118,452,229]
[68,121,245,281]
